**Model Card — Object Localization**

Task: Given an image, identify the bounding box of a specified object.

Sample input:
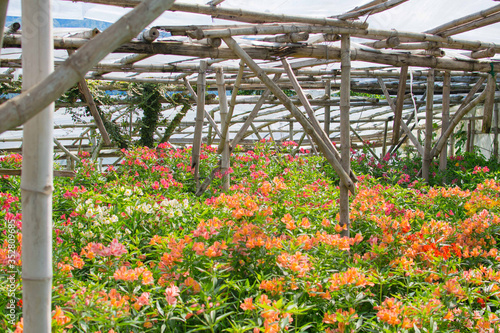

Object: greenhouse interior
[1,0,500,332]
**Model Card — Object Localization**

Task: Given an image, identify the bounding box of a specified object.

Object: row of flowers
[0,141,500,332]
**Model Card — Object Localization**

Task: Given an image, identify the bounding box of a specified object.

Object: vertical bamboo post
[449,130,455,158]
[382,118,389,158]
[393,66,408,144]
[482,74,496,133]
[470,110,476,152]
[21,1,54,332]
[192,60,207,188]
[289,121,294,141]
[340,34,351,237]
[207,109,214,146]
[324,80,331,136]
[0,1,9,57]
[494,103,499,161]
[217,61,244,154]
[439,71,451,178]
[215,68,230,192]
[422,69,434,183]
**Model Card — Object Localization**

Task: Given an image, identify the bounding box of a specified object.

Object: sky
[5,0,500,44]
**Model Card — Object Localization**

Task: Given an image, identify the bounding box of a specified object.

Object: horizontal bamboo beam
[6,35,498,72]
[425,4,500,35]
[0,168,76,177]
[336,0,408,20]
[69,0,368,28]
[439,12,500,37]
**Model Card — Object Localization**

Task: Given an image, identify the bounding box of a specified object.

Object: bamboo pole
[171,23,500,54]
[339,35,351,237]
[217,61,244,153]
[470,47,496,59]
[0,1,9,57]
[422,69,435,183]
[378,76,424,155]
[439,71,451,176]
[430,85,489,159]
[192,60,207,188]
[324,80,331,136]
[215,68,230,192]
[0,169,76,177]
[0,0,177,135]
[438,12,500,38]
[183,77,223,138]
[223,36,355,194]
[53,138,81,163]
[425,4,500,35]
[76,78,112,145]
[4,34,500,72]
[351,125,380,162]
[336,0,408,20]
[482,74,496,133]
[393,66,408,143]
[250,123,262,140]
[345,0,387,13]
[21,1,53,332]
[494,103,499,161]
[71,0,367,28]
[381,118,389,158]
[282,57,357,184]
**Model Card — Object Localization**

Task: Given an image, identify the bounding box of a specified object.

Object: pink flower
[136,292,150,306]
[165,284,180,305]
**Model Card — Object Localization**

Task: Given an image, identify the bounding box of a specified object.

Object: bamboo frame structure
[0,6,499,327]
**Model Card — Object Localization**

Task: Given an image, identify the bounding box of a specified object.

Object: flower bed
[1,141,500,332]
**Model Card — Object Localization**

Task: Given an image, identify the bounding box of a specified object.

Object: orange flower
[240,297,256,311]
[52,306,71,327]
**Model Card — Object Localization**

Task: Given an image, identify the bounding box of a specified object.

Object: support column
[340,34,351,237]
[393,65,408,144]
[422,69,434,183]
[439,71,451,179]
[324,80,331,136]
[192,60,207,188]
[215,68,230,192]
[0,1,9,57]
[482,73,496,133]
[494,103,499,161]
[21,1,54,332]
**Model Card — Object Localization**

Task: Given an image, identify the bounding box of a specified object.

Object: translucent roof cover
[6,0,500,44]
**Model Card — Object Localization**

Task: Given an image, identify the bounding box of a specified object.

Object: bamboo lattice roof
[1,0,500,158]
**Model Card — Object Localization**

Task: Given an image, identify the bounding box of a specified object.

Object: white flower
[125,206,134,215]
[85,198,93,205]
[125,228,131,235]
[183,199,189,209]
[124,189,132,196]
[76,204,83,213]
[110,215,118,223]
[85,208,95,218]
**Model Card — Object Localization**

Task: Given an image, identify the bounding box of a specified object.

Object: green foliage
[131,83,163,148]
[1,142,500,332]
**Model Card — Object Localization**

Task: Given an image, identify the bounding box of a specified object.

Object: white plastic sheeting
[6,0,500,43]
